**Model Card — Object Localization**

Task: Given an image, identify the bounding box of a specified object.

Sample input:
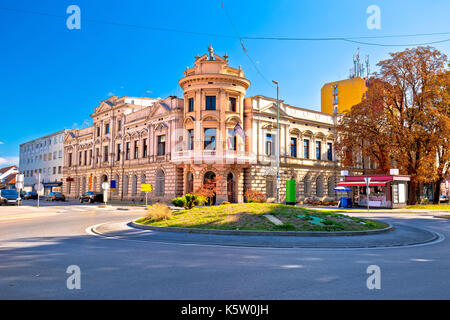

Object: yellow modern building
[320,77,368,114]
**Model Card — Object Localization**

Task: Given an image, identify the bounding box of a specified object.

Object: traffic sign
[141,184,153,192]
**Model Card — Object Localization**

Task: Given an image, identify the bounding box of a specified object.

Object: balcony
[172,150,256,165]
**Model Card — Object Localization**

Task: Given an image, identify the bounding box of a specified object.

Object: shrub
[172,197,186,208]
[245,189,266,203]
[171,194,207,209]
[144,203,172,221]
[185,193,207,209]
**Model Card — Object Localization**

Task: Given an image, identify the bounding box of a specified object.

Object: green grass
[135,203,388,232]
[406,204,450,209]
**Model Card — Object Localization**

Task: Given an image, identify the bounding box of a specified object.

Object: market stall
[337,175,410,209]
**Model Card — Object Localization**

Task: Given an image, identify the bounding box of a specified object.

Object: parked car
[45,192,66,201]
[0,189,22,205]
[79,191,103,203]
[24,191,38,200]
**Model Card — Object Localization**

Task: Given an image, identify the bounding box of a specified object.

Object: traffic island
[133,203,391,236]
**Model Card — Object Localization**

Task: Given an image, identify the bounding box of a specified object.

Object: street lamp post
[272,80,280,203]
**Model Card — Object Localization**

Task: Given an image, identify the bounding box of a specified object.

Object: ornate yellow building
[63,47,349,203]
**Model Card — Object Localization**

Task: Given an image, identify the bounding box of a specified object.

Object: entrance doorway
[203,171,216,205]
[227,172,236,203]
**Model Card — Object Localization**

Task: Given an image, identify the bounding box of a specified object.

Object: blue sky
[0,0,449,166]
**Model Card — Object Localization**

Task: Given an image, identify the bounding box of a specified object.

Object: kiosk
[337,175,410,209]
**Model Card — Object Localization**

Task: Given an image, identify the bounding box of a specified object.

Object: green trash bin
[286,180,296,205]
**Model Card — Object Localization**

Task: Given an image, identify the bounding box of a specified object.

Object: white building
[19,130,69,193]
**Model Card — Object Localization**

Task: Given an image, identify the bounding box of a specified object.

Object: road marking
[85,222,446,251]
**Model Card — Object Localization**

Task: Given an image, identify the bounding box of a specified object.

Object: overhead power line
[1,6,450,47]
[220,1,274,87]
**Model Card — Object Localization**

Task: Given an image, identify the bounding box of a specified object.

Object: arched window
[155,170,165,196]
[186,172,194,194]
[328,176,336,198]
[82,176,86,194]
[140,174,146,195]
[316,175,324,197]
[114,174,119,195]
[303,176,310,197]
[266,176,275,198]
[123,176,129,195]
[131,175,137,195]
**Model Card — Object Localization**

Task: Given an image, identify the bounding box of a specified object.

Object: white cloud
[0,156,19,166]
[0,141,4,145]
[107,92,115,97]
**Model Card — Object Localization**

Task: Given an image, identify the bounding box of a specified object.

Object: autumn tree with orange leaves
[336,46,449,204]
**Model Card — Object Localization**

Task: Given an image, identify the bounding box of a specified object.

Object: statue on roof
[208,44,214,60]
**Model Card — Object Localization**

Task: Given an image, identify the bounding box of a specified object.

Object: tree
[336,46,449,204]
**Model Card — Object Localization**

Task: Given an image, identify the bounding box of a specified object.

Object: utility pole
[272,80,280,203]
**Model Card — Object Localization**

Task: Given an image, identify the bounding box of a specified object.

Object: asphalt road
[0,201,449,299]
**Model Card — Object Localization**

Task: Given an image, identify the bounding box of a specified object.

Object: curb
[129,221,394,237]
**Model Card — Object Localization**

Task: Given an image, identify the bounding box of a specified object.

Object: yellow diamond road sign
[141,184,153,192]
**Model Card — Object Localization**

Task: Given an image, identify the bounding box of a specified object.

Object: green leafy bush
[172,197,186,208]
[171,194,207,210]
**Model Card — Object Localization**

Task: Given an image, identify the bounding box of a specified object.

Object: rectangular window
[89,150,92,165]
[84,150,87,165]
[53,167,56,174]
[79,151,82,165]
[290,137,297,157]
[104,146,109,162]
[204,128,216,150]
[205,96,216,111]
[227,129,236,151]
[327,143,333,161]
[126,142,130,160]
[228,97,237,112]
[58,166,62,174]
[187,130,194,150]
[117,120,122,131]
[316,141,321,160]
[105,123,110,134]
[117,144,121,161]
[44,154,47,161]
[96,148,100,164]
[266,134,273,156]
[134,141,139,159]
[97,127,101,137]
[143,139,148,157]
[68,153,72,167]
[303,139,310,159]
[49,152,52,161]
[188,98,194,113]
[157,135,166,156]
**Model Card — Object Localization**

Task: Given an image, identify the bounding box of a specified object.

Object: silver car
[0,189,22,205]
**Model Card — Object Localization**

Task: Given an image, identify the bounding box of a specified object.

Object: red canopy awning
[337,181,388,187]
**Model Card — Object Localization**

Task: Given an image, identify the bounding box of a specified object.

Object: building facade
[63,48,352,203]
[19,130,68,193]
[321,77,368,115]
[0,165,19,189]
